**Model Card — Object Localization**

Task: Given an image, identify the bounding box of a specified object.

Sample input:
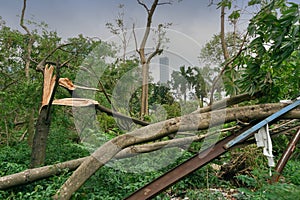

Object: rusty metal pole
[124,134,238,200]
[271,128,300,183]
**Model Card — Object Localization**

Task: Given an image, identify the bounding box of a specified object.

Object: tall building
[159,57,169,84]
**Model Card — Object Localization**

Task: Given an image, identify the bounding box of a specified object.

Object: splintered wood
[59,78,76,90]
[53,98,99,107]
[59,77,100,91]
[41,65,56,108]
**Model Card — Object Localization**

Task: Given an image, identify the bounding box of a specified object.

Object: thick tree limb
[20,0,31,35]
[53,103,300,199]
[30,65,59,168]
[36,43,72,72]
[3,104,298,193]
[136,0,171,118]
[209,4,248,104]
[209,32,248,104]
[0,134,208,189]
[0,157,87,190]
[220,5,229,61]
[194,92,260,113]
[52,98,149,126]
[20,0,34,80]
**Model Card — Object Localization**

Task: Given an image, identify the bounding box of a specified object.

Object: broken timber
[125,99,300,200]
[124,132,240,200]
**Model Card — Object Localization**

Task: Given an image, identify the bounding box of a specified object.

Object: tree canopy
[0,0,299,199]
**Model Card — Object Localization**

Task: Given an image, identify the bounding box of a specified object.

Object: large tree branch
[0,133,208,189]
[52,97,150,127]
[20,0,31,35]
[54,103,300,199]
[146,24,163,63]
[4,119,297,190]
[36,43,73,72]
[209,31,248,105]
[57,76,149,126]
[220,5,229,60]
[20,0,34,80]
[195,92,260,114]
[209,5,248,104]
[137,0,150,13]
[138,0,159,62]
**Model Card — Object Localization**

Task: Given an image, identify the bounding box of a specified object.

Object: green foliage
[170,66,208,106]
[237,183,300,200]
[1,0,300,199]
[199,32,243,67]
[149,83,174,106]
[281,160,300,185]
[232,0,300,101]
[185,189,226,200]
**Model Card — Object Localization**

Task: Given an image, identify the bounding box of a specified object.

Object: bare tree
[20,0,34,80]
[106,4,132,61]
[134,0,171,119]
[19,0,36,147]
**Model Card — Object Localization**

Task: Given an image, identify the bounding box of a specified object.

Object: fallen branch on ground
[0,133,210,189]
[53,103,300,199]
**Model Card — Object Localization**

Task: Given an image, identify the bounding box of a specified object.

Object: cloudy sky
[1,1,226,40]
[0,0,265,79]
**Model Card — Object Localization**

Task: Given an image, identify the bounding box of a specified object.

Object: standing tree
[170,66,207,106]
[206,0,249,104]
[134,0,171,119]
[170,66,189,102]
[1,0,299,199]
[106,4,132,62]
[17,0,104,168]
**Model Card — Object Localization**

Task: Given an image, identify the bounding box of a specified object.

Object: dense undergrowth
[0,110,299,200]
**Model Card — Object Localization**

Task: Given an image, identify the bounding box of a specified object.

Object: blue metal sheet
[224,99,300,149]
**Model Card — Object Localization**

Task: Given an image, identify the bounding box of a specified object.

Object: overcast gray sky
[2,0,289,74]
[0,0,242,43]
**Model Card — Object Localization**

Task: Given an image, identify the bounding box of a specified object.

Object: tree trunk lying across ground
[2,119,297,190]
[0,134,209,189]
[53,103,300,200]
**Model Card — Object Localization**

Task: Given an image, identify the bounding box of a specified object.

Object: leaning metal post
[224,98,300,149]
[270,128,300,183]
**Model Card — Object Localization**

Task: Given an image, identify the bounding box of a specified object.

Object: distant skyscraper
[159,57,169,84]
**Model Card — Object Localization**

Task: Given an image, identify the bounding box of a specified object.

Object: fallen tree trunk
[0,157,87,190]
[53,103,300,200]
[195,92,261,113]
[4,119,296,190]
[0,133,209,189]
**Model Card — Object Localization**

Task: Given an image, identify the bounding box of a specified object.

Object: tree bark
[0,134,208,189]
[30,106,51,168]
[20,0,34,80]
[2,118,298,190]
[0,157,87,190]
[53,103,300,199]
[220,5,230,61]
[194,92,260,113]
[136,0,165,119]
[30,65,57,168]
[209,5,248,104]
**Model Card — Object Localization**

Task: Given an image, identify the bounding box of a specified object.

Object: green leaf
[248,0,261,6]
[217,0,232,9]
[229,10,241,20]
